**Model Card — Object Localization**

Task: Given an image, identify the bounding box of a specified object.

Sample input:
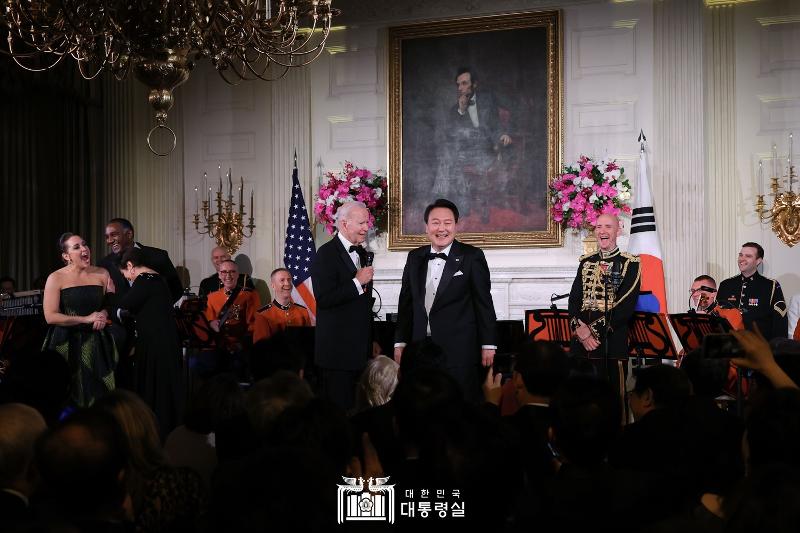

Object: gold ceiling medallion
[755,133,799,247]
[2,1,339,156]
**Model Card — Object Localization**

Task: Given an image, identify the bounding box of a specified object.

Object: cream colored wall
[731,0,800,298]
[100,0,799,316]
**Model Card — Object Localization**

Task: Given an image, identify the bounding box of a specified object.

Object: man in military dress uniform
[253,268,311,342]
[204,260,260,351]
[716,242,787,341]
[568,214,641,365]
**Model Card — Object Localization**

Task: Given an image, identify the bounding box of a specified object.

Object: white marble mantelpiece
[372,265,576,321]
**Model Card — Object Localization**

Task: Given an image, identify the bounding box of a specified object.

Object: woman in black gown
[116,247,184,436]
[42,233,118,407]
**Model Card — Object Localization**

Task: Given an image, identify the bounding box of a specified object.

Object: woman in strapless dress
[42,232,118,407]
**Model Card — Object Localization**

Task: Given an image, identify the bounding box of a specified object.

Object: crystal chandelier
[755,133,799,247]
[193,166,255,255]
[2,1,339,155]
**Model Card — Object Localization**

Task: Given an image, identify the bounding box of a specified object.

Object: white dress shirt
[425,244,453,308]
[337,232,364,295]
[789,293,800,337]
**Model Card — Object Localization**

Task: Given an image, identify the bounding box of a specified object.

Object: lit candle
[194,186,198,213]
[250,189,254,219]
[790,132,794,192]
[228,168,233,198]
[218,165,222,194]
[759,160,763,196]
[239,177,244,213]
[773,144,777,181]
[207,186,211,208]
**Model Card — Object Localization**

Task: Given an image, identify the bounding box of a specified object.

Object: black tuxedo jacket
[395,239,496,368]
[311,235,372,371]
[99,243,183,303]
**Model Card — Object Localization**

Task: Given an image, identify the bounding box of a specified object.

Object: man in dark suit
[98,217,183,303]
[394,198,497,400]
[198,246,254,297]
[311,201,374,411]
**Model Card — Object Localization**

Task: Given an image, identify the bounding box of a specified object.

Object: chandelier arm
[239,54,291,82]
[76,58,107,80]
[225,49,292,82]
[6,46,66,72]
[4,20,73,59]
[60,1,114,42]
[262,40,329,68]
[190,2,221,33]
[252,18,332,62]
[112,57,132,81]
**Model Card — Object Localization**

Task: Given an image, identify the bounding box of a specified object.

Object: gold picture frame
[388,10,563,250]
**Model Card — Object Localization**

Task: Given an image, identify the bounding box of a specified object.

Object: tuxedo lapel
[432,241,463,311]
[334,235,357,277]
[415,248,428,304]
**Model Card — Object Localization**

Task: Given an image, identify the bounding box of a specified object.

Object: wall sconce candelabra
[193,166,255,255]
[755,133,799,247]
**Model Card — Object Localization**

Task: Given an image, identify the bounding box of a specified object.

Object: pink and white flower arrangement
[550,155,632,230]
[314,161,388,235]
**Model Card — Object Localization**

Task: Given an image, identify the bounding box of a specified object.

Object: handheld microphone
[365,251,374,267]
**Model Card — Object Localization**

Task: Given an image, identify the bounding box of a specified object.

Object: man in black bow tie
[311,201,375,411]
[394,198,497,401]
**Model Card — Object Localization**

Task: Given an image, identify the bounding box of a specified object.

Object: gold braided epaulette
[579,250,598,261]
[620,251,640,262]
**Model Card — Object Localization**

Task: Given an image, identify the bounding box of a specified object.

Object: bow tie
[349,245,364,254]
[427,252,448,261]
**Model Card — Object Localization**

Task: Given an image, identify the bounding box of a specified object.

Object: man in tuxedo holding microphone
[568,214,640,372]
[394,198,497,401]
[311,201,374,411]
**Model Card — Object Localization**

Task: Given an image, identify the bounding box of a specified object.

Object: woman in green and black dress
[42,233,118,407]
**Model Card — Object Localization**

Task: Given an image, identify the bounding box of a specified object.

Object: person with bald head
[568,214,641,367]
[311,200,375,411]
[198,246,254,297]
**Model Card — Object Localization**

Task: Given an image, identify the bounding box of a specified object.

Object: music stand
[627,312,679,366]
[175,298,215,350]
[524,309,573,352]
[668,312,731,354]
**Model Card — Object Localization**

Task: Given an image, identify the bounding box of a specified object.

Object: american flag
[284,165,317,322]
